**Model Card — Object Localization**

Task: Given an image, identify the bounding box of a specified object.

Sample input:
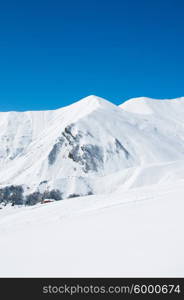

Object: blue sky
[0,0,184,111]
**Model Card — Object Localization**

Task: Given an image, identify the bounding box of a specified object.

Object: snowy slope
[0,178,184,277]
[1,95,184,199]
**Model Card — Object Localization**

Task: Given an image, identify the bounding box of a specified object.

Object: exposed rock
[48,137,65,165]
[81,144,104,172]
[115,138,130,159]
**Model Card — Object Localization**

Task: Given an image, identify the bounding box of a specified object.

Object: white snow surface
[1,95,184,277]
[0,178,184,277]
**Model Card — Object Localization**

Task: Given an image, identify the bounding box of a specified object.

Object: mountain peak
[80,95,103,104]
[78,95,118,110]
[65,95,103,114]
[80,94,110,105]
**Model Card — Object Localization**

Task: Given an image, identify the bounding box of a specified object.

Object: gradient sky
[0,0,184,111]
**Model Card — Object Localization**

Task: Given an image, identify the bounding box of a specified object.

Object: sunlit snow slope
[0,178,184,277]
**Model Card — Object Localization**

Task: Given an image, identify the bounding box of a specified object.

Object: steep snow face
[0,95,105,165]
[1,95,184,197]
[0,110,58,165]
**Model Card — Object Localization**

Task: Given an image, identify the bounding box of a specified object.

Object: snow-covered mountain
[1,95,184,202]
[1,95,184,277]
